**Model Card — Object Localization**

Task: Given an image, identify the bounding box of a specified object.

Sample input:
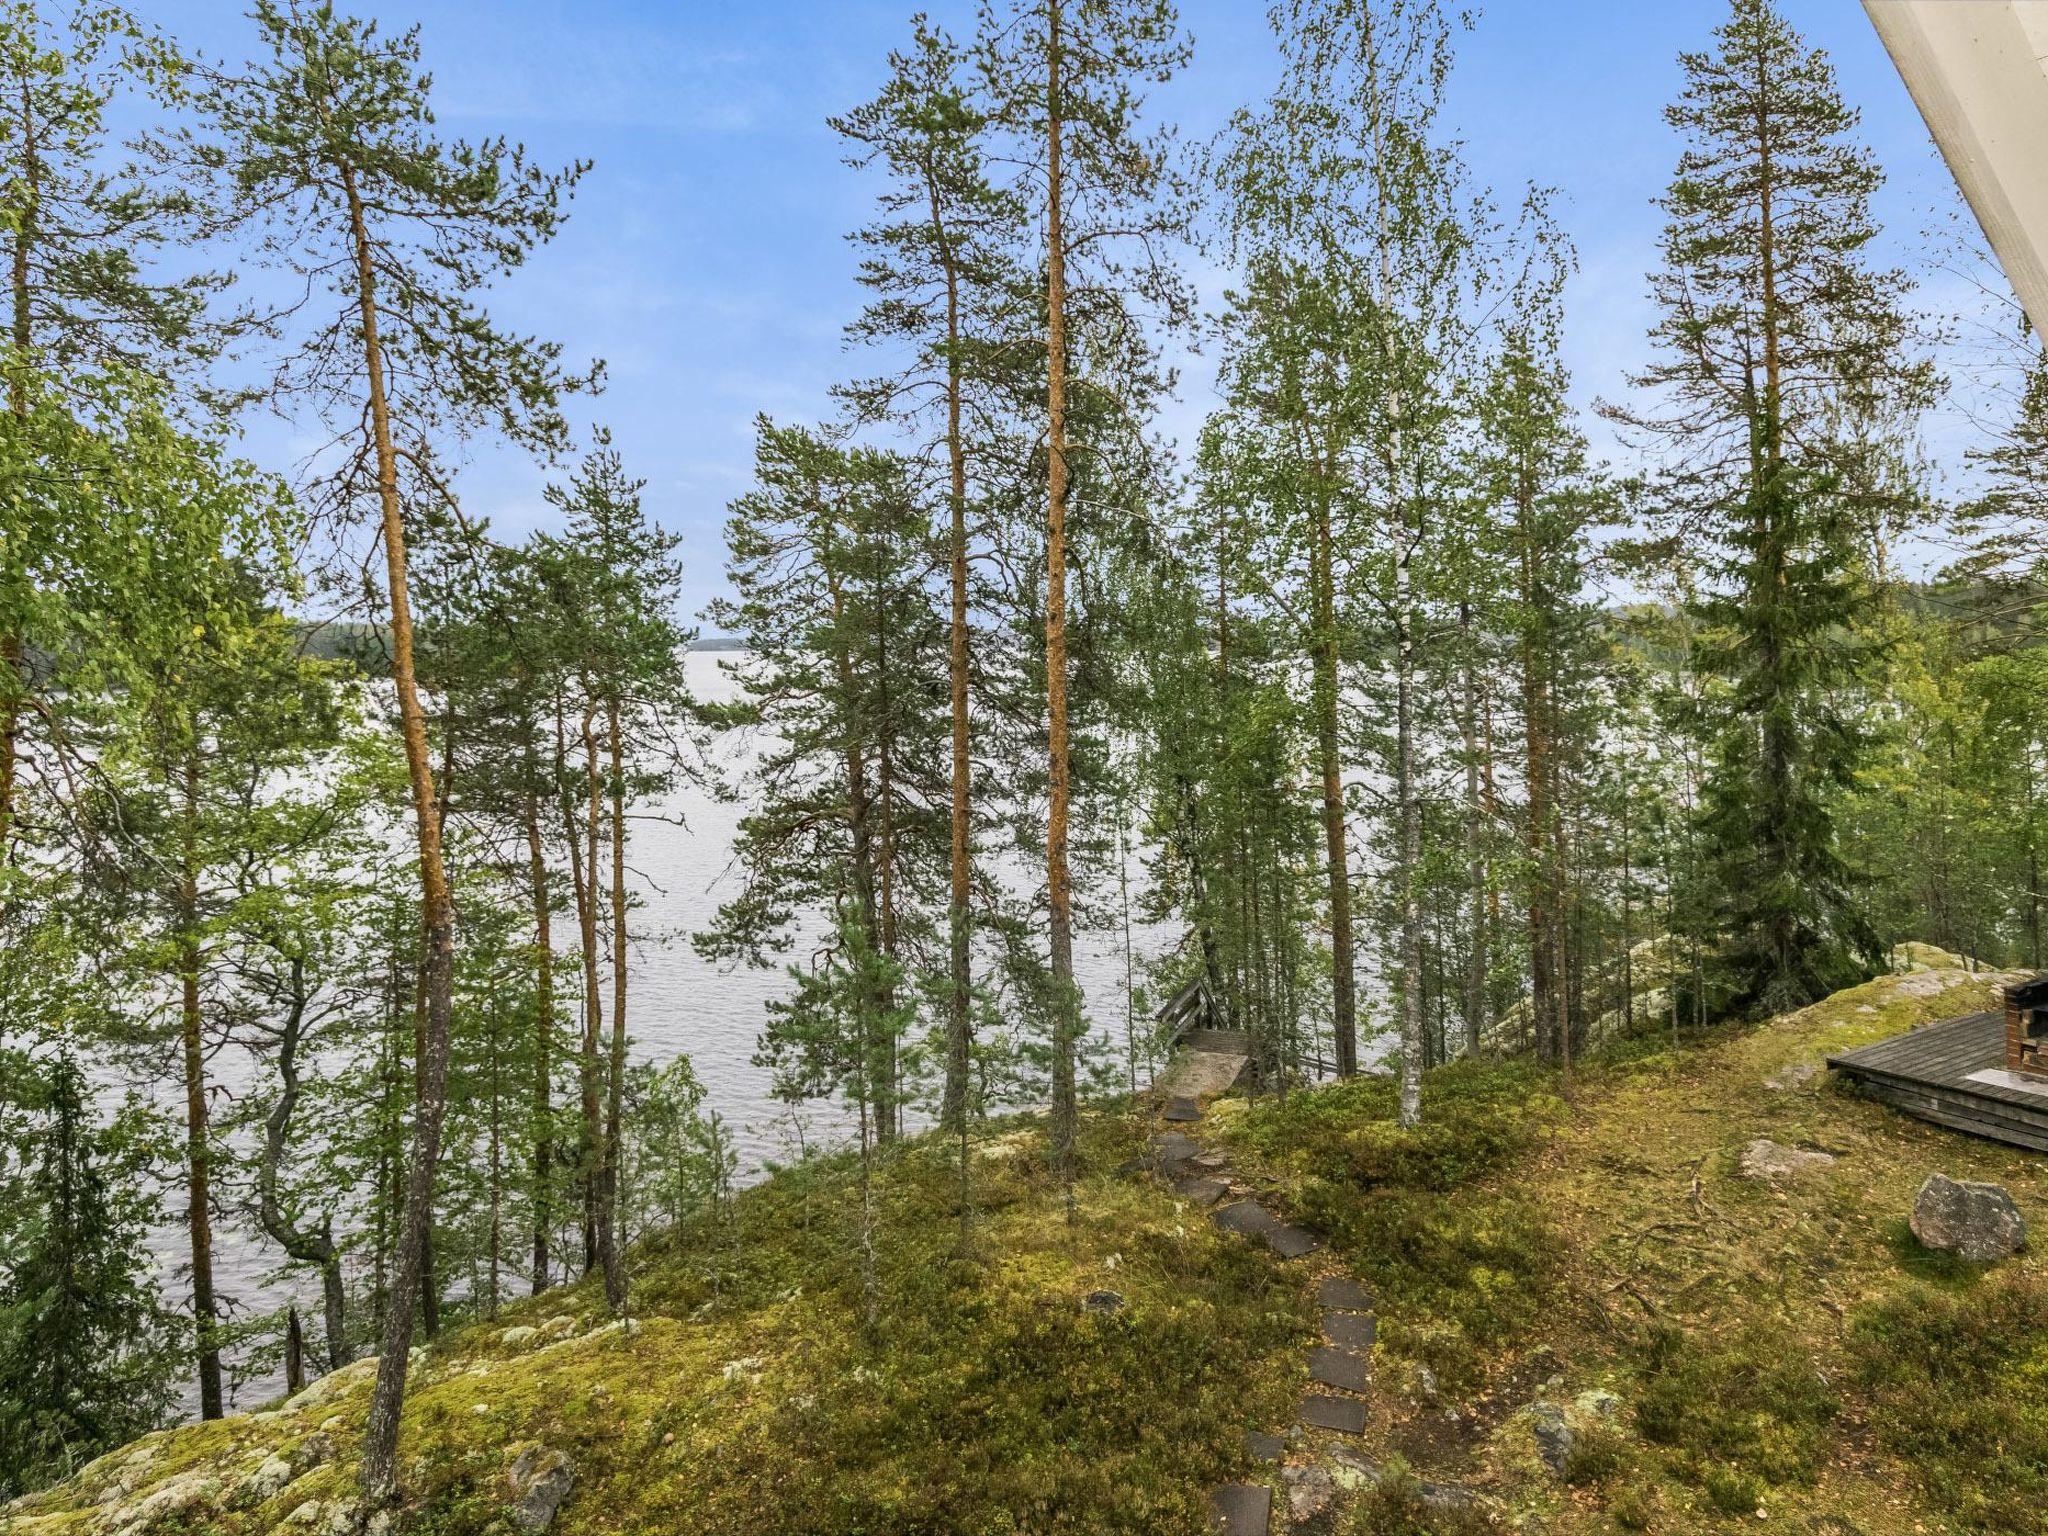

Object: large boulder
[1912,1173,2027,1261]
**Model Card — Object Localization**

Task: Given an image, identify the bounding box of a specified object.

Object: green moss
[1850,1268,2048,1533]
[1631,1324,1837,1488]
[14,1111,1312,1536]
[1223,1061,1561,1389]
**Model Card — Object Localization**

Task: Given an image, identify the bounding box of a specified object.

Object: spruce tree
[1615,0,1934,1014]
[0,1056,179,1498]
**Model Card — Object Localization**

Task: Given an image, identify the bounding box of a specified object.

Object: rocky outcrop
[509,1445,575,1533]
[1912,1173,2027,1261]
[1738,1138,1836,1181]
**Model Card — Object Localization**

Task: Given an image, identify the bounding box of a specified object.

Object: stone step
[1182,1028,1256,1056]
[1243,1430,1285,1464]
[1173,1177,1230,1207]
[1298,1394,1367,1435]
[1207,1483,1270,1535]
[1213,1200,1281,1237]
[1162,1095,1202,1123]
[1265,1223,1321,1260]
[1307,1345,1370,1394]
[1317,1276,1374,1312]
[1322,1311,1376,1350]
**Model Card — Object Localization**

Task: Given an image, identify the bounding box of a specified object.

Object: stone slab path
[1137,1055,1381,1535]
[1207,1483,1271,1536]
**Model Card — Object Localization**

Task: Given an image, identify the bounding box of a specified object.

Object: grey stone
[1307,1346,1369,1394]
[1163,1096,1203,1123]
[1317,1276,1373,1311]
[1764,1061,1820,1091]
[1573,1388,1621,1422]
[509,1446,575,1534]
[1323,1311,1376,1349]
[106,1473,222,1533]
[1189,1150,1231,1173]
[1412,1365,1440,1404]
[1243,1430,1285,1463]
[1739,1138,1836,1180]
[1081,1289,1125,1315]
[1528,1402,1573,1476]
[1174,1177,1229,1207]
[1417,1480,1481,1512]
[1298,1394,1367,1434]
[1214,1200,1281,1236]
[239,1455,298,1506]
[1282,1462,1336,1524]
[1207,1483,1271,1535]
[1151,1131,1199,1169]
[1265,1224,1322,1260]
[1912,1173,2027,1261]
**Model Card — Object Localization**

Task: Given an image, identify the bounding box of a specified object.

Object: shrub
[1346,1459,1501,1536]
[1850,1269,2048,1533]
[1632,1325,1836,1488]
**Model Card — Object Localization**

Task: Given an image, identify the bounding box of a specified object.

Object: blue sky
[143,1,1998,622]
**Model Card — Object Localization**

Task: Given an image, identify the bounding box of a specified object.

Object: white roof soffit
[1863,0,2048,346]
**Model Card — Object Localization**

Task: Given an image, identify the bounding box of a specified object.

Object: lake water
[164,650,1177,1412]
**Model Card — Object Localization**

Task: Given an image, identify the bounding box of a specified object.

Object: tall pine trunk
[933,177,975,1136]
[350,166,461,1511]
[1459,602,1487,1056]
[600,699,630,1308]
[1395,520,1424,1128]
[1311,485,1358,1076]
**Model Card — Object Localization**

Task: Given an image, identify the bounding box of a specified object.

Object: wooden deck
[1828,1011,2048,1152]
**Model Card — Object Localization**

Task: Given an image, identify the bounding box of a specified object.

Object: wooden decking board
[1828,1011,2048,1152]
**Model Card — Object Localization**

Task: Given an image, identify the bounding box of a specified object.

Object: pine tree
[159,3,595,1504]
[1614,0,1934,1015]
[980,0,1190,1175]
[701,419,949,1159]
[540,441,693,1312]
[1474,209,1604,1064]
[833,15,1029,1137]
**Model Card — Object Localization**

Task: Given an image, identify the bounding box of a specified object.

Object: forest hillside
[6,959,2040,1536]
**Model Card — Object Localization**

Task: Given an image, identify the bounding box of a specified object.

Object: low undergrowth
[1218,965,2048,1533]
[1223,1061,1564,1390]
[1850,1267,2048,1533]
[7,1112,1313,1536]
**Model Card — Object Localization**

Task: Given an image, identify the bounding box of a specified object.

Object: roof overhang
[1863,0,2048,345]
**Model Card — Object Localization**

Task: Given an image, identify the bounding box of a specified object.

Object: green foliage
[1345,1459,1502,1536]
[1631,1324,1838,1493]
[0,1056,179,1497]
[1228,1060,1560,1384]
[1850,1270,2048,1533]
